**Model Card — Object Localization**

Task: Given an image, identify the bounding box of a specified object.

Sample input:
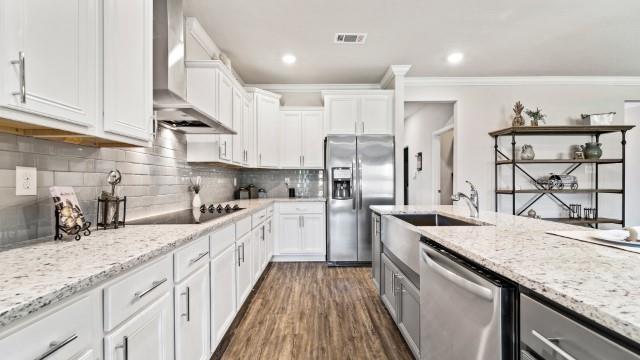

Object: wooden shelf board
[496,189,623,194]
[545,217,623,225]
[496,159,623,165]
[489,125,634,137]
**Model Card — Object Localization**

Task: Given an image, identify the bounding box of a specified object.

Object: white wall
[403,102,453,205]
[405,80,640,226]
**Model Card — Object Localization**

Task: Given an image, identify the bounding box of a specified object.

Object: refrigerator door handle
[351,159,356,210]
[358,158,363,210]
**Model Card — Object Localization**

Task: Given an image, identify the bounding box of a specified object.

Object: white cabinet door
[104,292,174,360]
[277,215,302,254]
[235,233,252,307]
[256,94,280,167]
[360,95,393,135]
[325,96,358,135]
[186,67,217,119]
[260,225,268,272]
[175,265,210,360]
[280,111,302,168]
[266,218,274,259]
[210,243,237,351]
[232,87,244,164]
[301,111,324,168]
[103,0,153,141]
[219,135,232,161]
[217,71,233,128]
[300,214,325,254]
[242,97,253,166]
[0,0,99,127]
[251,227,262,284]
[380,254,398,321]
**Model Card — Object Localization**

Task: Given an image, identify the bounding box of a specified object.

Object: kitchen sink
[391,213,480,227]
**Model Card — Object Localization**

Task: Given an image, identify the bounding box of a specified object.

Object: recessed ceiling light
[447,52,464,65]
[282,54,296,65]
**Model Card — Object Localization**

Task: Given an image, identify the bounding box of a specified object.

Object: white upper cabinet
[280,108,324,169]
[250,88,281,168]
[0,0,99,129]
[301,110,324,168]
[323,91,394,135]
[280,111,303,168]
[242,96,254,167]
[232,87,244,164]
[103,0,153,141]
[218,72,233,128]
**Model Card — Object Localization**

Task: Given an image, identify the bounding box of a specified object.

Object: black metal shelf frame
[491,127,630,227]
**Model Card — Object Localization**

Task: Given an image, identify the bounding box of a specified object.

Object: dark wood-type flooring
[219,262,414,360]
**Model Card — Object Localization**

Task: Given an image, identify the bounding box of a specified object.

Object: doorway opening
[403,101,456,205]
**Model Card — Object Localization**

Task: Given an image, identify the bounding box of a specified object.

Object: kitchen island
[371,204,640,354]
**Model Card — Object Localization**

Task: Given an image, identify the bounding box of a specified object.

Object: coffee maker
[331,167,352,200]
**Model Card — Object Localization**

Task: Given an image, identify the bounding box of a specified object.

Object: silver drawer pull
[11,51,26,103]
[531,330,577,360]
[116,336,129,360]
[34,334,78,360]
[134,278,167,300]
[189,251,209,265]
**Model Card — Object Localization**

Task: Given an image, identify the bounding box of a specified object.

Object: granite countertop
[0,197,325,330]
[371,204,640,346]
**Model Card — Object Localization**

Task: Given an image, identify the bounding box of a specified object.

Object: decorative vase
[530,119,539,127]
[521,144,535,160]
[581,142,603,159]
[192,192,202,221]
[512,115,524,127]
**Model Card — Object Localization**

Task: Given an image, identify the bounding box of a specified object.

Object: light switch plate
[16,166,37,196]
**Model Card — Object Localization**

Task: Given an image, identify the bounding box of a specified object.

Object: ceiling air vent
[334,33,367,44]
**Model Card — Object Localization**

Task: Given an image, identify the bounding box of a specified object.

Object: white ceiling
[184,0,640,84]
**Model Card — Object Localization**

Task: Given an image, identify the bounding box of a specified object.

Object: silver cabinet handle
[301,216,304,227]
[134,278,167,300]
[11,51,26,103]
[394,274,403,294]
[189,251,209,265]
[361,122,365,134]
[224,141,227,156]
[259,153,262,166]
[34,334,78,360]
[116,336,129,360]
[181,287,191,321]
[241,243,245,263]
[358,158,363,209]
[302,155,305,167]
[421,248,493,301]
[531,330,577,360]
[237,245,241,267]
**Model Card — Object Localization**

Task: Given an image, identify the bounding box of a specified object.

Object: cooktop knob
[216,204,224,213]
[200,204,206,213]
[224,204,232,213]
[208,204,215,213]
[232,204,240,210]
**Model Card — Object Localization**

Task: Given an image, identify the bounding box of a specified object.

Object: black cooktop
[128,204,244,225]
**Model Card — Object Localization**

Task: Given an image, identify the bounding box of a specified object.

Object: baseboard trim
[271,254,326,262]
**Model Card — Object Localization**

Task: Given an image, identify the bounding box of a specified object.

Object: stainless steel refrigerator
[326,135,395,265]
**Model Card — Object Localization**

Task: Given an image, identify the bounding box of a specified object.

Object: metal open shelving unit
[489,125,634,227]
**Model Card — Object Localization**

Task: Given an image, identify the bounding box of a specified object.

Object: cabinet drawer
[104,255,173,331]
[236,216,251,238]
[0,295,100,360]
[252,209,267,227]
[174,234,209,282]
[211,223,236,258]
[279,202,324,214]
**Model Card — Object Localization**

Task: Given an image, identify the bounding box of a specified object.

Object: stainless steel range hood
[153,0,235,134]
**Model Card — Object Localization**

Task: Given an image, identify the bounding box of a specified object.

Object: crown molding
[404,76,640,87]
[380,65,412,89]
[245,83,380,93]
[185,17,220,60]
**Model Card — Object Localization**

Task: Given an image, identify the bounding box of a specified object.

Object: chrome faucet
[452,181,479,218]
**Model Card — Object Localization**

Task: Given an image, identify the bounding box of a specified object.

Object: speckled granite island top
[0,197,325,330]
[371,205,640,346]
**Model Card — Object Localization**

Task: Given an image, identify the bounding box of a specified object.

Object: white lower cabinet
[251,225,267,284]
[0,294,101,360]
[104,292,174,360]
[381,254,399,320]
[300,214,325,254]
[174,265,210,360]
[236,232,253,307]
[275,202,326,258]
[266,217,274,259]
[210,242,237,350]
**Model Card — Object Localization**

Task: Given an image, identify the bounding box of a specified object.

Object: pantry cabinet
[174,265,210,360]
[104,293,174,360]
[0,0,99,129]
[103,0,153,141]
[323,91,394,135]
[280,108,324,169]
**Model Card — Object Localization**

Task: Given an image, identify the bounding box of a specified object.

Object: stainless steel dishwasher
[419,239,516,360]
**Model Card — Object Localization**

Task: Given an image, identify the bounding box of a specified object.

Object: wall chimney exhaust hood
[153,0,235,134]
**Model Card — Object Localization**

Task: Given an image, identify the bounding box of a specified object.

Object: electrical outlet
[16,166,37,196]
[284,177,290,184]
[233,177,237,186]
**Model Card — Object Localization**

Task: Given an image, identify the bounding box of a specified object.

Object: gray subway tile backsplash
[0,127,324,250]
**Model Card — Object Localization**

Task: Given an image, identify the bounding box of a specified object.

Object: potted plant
[525,108,546,127]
